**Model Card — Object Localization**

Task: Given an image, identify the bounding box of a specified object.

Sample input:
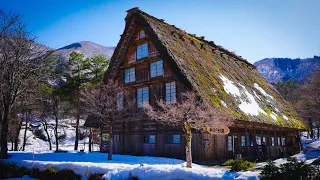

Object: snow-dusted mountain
[254,56,320,84]
[54,41,115,60]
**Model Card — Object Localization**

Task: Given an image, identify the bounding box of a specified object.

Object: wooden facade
[87,8,303,163]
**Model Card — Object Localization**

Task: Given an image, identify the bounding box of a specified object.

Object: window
[136,43,148,60]
[139,30,145,39]
[262,137,266,145]
[116,92,123,110]
[241,136,246,146]
[277,137,281,146]
[124,68,135,83]
[271,137,275,146]
[228,136,233,151]
[246,136,252,146]
[166,82,176,104]
[137,87,149,108]
[150,60,163,78]
[166,134,180,144]
[144,135,155,144]
[281,137,286,146]
[173,135,180,144]
[256,136,261,145]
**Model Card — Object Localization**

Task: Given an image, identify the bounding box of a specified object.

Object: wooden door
[215,134,227,160]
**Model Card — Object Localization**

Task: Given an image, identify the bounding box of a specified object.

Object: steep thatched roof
[101,8,306,130]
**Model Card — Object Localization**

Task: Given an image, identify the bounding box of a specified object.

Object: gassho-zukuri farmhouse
[85,8,306,163]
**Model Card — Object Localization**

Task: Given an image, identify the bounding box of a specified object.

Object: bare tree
[144,92,233,168]
[7,114,20,151]
[81,80,137,160]
[0,9,53,158]
[292,72,320,138]
[21,110,31,151]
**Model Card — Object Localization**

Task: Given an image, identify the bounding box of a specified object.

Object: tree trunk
[14,118,23,151]
[108,126,113,160]
[11,140,14,151]
[54,114,59,152]
[0,105,10,158]
[43,122,52,150]
[184,122,192,168]
[89,128,92,152]
[74,88,80,150]
[22,112,29,151]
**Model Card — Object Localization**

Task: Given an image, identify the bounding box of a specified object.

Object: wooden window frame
[144,134,156,144]
[165,82,177,104]
[137,87,149,108]
[136,43,148,60]
[124,68,135,83]
[150,60,163,78]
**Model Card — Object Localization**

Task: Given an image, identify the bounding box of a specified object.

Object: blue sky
[1,0,319,62]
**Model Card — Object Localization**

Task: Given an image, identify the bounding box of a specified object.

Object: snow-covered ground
[3,151,261,180]
[256,139,320,168]
[5,118,320,179]
[8,118,99,152]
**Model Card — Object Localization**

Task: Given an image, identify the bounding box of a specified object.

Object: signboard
[206,126,230,135]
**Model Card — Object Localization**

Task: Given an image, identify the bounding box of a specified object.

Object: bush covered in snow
[261,157,320,180]
[222,159,256,172]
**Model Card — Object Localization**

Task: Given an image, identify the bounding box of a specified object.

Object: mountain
[254,56,320,84]
[54,41,115,60]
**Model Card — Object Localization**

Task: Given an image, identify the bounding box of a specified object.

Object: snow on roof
[220,100,227,108]
[270,112,277,120]
[220,74,267,116]
[220,74,241,97]
[254,83,274,99]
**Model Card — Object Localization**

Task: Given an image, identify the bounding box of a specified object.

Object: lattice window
[124,68,135,83]
[136,43,148,60]
[150,60,163,78]
[137,87,149,108]
[166,82,176,104]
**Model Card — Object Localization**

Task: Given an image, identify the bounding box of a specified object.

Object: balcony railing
[127,50,159,65]
[136,71,150,83]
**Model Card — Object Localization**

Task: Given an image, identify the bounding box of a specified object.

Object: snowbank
[3,152,261,180]
[257,140,320,168]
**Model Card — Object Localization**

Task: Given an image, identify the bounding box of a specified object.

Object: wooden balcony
[136,71,150,83]
[126,50,160,65]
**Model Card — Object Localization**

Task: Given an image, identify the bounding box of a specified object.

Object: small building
[85,8,306,163]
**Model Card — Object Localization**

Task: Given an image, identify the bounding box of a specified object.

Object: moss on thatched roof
[102,8,306,130]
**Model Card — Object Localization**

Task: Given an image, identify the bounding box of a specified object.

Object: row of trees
[276,71,320,138]
[0,9,55,158]
[0,9,109,158]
